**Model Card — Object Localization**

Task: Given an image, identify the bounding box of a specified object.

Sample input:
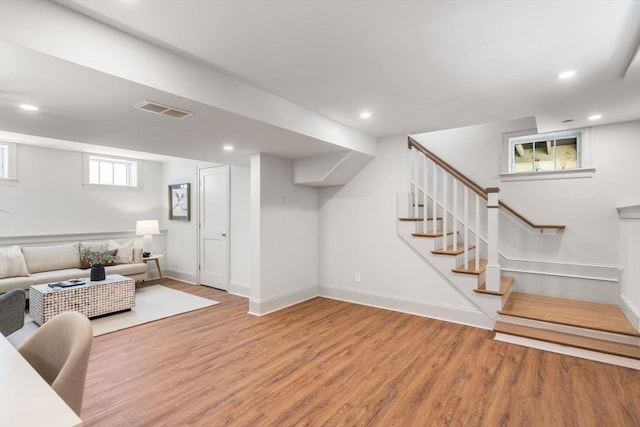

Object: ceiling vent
[134,100,193,119]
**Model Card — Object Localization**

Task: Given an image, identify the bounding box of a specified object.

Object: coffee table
[30,274,136,325]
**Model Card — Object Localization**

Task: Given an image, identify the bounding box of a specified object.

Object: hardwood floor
[82,280,640,426]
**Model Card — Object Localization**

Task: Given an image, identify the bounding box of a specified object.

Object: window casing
[0,141,18,185]
[508,130,582,174]
[0,144,6,178]
[84,154,139,188]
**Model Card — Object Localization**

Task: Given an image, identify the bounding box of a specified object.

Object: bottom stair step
[494,321,640,360]
[499,292,640,337]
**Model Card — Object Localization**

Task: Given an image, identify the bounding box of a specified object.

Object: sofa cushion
[21,243,81,274]
[105,263,147,277]
[0,246,30,279]
[0,275,34,293]
[28,268,87,284]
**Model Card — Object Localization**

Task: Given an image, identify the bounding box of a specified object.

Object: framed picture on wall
[169,183,191,221]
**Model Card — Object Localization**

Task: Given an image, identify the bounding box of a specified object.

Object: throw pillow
[108,239,134,264]
[0,246,30,279]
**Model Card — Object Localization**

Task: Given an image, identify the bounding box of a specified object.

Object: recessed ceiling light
[359,112,371,119]
[223,145,234,151]
[19,104,39,111]
[588,114,602,120]
[557,70,576,79]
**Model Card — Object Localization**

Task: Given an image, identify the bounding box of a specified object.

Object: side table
[143,254,164,279]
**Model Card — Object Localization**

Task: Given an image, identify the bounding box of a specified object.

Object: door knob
[222,232,227,237]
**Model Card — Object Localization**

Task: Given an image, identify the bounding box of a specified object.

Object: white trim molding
[500,168,595,182]
[165,270,197,285]
[248,285,318,316]
[500,256,621,304]
[620,294,640,332]
[318,285,494,330]
[494,333,640,370]
[617,204,640,220]
[229,281,251,298]
[0,230,167,246]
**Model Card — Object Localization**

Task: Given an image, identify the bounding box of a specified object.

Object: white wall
[0,0,375,156]
[229,164,251,296]
[413,118,640,266]
[162,159,251,289]
[0,143,162,236]
[161,159,201,283]
[250,153,318,314]
[318,134,478,325]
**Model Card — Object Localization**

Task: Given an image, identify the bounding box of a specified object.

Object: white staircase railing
[407,139,496,289]
[407,137,566,292]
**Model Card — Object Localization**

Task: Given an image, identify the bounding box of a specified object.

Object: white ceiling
[0,40,346,164]
[3,0,640,163]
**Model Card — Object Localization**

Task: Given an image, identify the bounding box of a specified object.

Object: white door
[198,165,229,290]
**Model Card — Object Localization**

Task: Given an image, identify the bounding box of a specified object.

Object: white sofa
[0,239,148,297]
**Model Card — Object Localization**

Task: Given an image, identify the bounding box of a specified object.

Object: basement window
[0,141,18,185]
[501,129,594,181]
[510,130,581,173]
[0,144,6,178]
[84,153,139,188]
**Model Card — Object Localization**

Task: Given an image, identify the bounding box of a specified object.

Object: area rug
[7,285,219,347]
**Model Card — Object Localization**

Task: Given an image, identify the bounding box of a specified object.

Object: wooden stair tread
[452,259,487,275]
[412,230,454,238]
[399,217,442,222]
[494,321,640,360]
[431,245,474,255]
[499,292,640,337]
[474,276,513,296]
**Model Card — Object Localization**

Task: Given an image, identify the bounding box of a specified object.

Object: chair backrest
[0,288,26,336]
[18,311,93,415]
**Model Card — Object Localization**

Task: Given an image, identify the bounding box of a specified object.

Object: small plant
[78,244,117,267]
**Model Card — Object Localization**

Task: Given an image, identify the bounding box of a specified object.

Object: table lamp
[136,220,159,255]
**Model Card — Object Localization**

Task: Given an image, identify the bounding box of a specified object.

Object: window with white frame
[0,144,6,179]
[0,141,17,183]
[84,154,139,187]
[508,130,582,173]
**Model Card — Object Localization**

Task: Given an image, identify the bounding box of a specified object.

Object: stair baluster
[453,177,458,250]
[463,186,469,269]
[432,164,438,234]
[442,172,448,250]
[422,153,428,234]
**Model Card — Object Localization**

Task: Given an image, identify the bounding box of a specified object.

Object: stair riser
[494,333,640,370]
[412,220,444,234]
[499,314,640,346]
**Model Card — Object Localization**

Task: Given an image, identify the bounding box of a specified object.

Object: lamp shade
[136,220,160,236]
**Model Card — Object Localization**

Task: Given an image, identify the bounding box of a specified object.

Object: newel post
[485,187,501,292]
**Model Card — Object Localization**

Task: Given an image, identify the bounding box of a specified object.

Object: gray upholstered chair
[18,311,93,415]
[0,288,26,336]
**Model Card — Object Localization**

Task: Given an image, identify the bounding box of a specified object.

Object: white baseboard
[229,281,251,298]
[318,285,493,330]
[494,333,640,370]
[620,294,640,332]
[165,269,197,285]
[248,285,318,316]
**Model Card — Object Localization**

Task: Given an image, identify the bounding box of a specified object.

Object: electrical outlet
[354,272,361,283]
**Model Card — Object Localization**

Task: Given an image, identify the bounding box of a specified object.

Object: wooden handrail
[408,137,566,231]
